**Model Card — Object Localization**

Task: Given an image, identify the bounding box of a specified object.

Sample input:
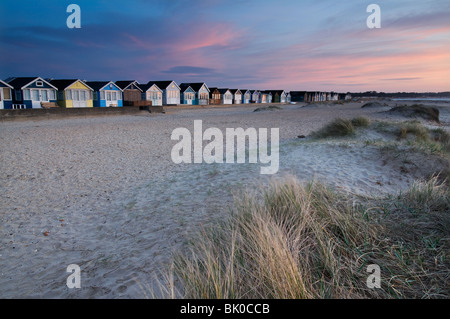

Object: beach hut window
[107,92,112,101]
[32,90,40,101]
[41,90,48,101]
[101,91,105,100]
[3,88,11,100]
[80,91,86,101]
[49,90,56,100]
[66,90,72,100]
[36,81,43,87]
[23,89,30,100]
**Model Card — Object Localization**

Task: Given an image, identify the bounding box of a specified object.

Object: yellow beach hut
[50,79,94,108]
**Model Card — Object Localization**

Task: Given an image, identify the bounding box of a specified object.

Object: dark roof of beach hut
[7,77,40,89]
[49,79,80,90]
[179,83,193,93]
[181,83,209,92]
[218,88,230,94]
[84,81,110,91]
[147,81,176,90]
[115,80,139,90]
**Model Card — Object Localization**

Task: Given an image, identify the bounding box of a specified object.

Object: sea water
[393,98,450,102]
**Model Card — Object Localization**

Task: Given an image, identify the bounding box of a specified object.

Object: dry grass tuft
[397,121,430,142]
[159,176,450,299]
[311,118,355,138]
[351,117,371,128]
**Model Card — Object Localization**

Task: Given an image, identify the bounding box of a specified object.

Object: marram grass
[157,176,449,299]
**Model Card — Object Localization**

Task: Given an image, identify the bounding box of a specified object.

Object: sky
[0,0,449,93]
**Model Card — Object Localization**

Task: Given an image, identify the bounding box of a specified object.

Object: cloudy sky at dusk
[0,0,449,92]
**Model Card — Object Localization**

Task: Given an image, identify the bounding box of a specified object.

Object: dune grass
[398,121,430,142]
[351,117,371,128]
[311,118,355,138]
[395,121,450,156]
[159,176,449,299]
[312,118,449,158]
[310,117,371,139]
[430,128,450,151]
[388,104,440,123]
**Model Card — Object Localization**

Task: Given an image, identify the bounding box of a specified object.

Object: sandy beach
[1,100,449,298]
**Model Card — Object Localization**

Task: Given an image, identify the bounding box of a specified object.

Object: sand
[0,101,448,298]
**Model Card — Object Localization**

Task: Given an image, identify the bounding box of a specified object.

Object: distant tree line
[350,91,450,98]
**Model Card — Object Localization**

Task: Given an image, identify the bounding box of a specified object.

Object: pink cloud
[255,44,450,92]
[120,21,241,76]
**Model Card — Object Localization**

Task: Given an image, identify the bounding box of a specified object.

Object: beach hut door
[73,90,88,108]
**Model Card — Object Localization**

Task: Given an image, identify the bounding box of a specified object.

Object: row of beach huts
[0,77,352,110]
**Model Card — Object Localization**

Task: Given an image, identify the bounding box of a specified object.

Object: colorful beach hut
[7,77,57,109]
[139,82,163,106]
[268,90,287,103]
[286,92,291,103]
[241,90,251,104]
[85,81,123,107]
[0,80,13,109]
[147,81,180,105]
[181,83,210,105]
[115,81,143,106]
[209,87,221,105]
[229,89,242,104]
[218,89,233,105]
[179,84,196,105]
[50,79,94,108]
[251,90,260,103]
[260,91,272,104]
